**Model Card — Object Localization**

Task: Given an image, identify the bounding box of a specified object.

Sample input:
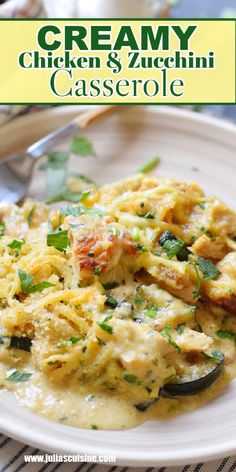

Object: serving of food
[1,165,236,430]
[1,106,236,464]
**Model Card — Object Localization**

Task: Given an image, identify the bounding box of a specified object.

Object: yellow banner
[0,19,235,104]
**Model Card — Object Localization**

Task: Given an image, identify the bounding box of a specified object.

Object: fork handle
[72,105,119,130]
[27,105,120,159]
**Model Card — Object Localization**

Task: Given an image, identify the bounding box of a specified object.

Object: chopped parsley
[0,221,5,237]
[18,270,34,294]
[122,373,140,384]
[197,257,221,280]
[203,350,224,362]
[132,228,140,241]
[93,267,101,276]
[71,136,96,157]
[27,207,35,227]
[137,157,160,174]
[143,304,159,319]
[8,240,24,250]
[40,148,96,204]
[39,151,68,171]
[97,315,113,334]
[57,339,67,348]
[159,231,190,261]
[103,282,118,290]
[192,263,201,299]
[5,370,32,382]
[216,329,236,342]
[18,269,54,295]
[138,211,155,219]
[91,424,98,430]
[134,294,143,305]
[29,281,54,293]
[105,295,118,308]
[47,230,69,251]
[135,244,148,253]
[96,336,106,346]
[161,325,181,353]
[199,201,206,209]
[69,337,81,344]
[176,323,186,335]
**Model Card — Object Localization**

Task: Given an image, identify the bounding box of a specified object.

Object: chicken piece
[69,214,137,277]
[111,318,174,399]
[134,284,196,330]
[172,327,213,352]
[209,200,236,237]
[187,199,236,240]
[143,254,196,302]
[204,252,236,314]
[191,234,229,261]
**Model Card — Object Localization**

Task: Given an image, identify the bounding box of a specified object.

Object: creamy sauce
[1,349,235,431]
[1,174,236,430]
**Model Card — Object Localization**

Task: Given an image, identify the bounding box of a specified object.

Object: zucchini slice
[160,354,224,397]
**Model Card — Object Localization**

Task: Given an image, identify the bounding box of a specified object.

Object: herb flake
[6,370,32,382]
[161,325,181,353]
[197,257,221,280]
[47,230,69,251]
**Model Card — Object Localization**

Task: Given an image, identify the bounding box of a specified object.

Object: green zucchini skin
[159,356,224,397]
[134,355,224,411]
[10,336,32,352]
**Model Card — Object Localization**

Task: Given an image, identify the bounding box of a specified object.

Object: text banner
[0,19,235,104]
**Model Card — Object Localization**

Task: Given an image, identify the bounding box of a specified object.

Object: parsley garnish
[192,262,201,299]
[134,294,143,305]
[216,329,236,342]
[40,149,96,204]
[103,282,118,290]
[161,325,181,353]
[0,221,5,237]
[71,136,96,156]
[27,207,35,227]
[197,257,221,280]
[143,304,159,319]
[211,350,224,362]
[8,240,24,250]
[122,373,140,384]
[135,244,148,253]
[138,212,155,219]
[105,295,118,308]
[176,323,186,335]
[93,267,101,276]
[69,337,81,344]
[137,157,160,174]
[47,230,69,251]
[97,315,113,334]
[18,269,54,295]
[39,151,68,171]
[159,231,190,261]
[18,270,34,294]
[29,281,54,293]
[132,228,140,241]
[91,424,98,430]
[203,350,224,362]
[6,370,32,382]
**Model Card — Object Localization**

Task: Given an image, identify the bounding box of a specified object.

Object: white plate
[1,105,236,466]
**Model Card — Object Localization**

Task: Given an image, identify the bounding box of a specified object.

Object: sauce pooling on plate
[1,174,236,429]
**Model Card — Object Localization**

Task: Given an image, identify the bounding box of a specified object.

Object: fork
[0,105,118,204]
